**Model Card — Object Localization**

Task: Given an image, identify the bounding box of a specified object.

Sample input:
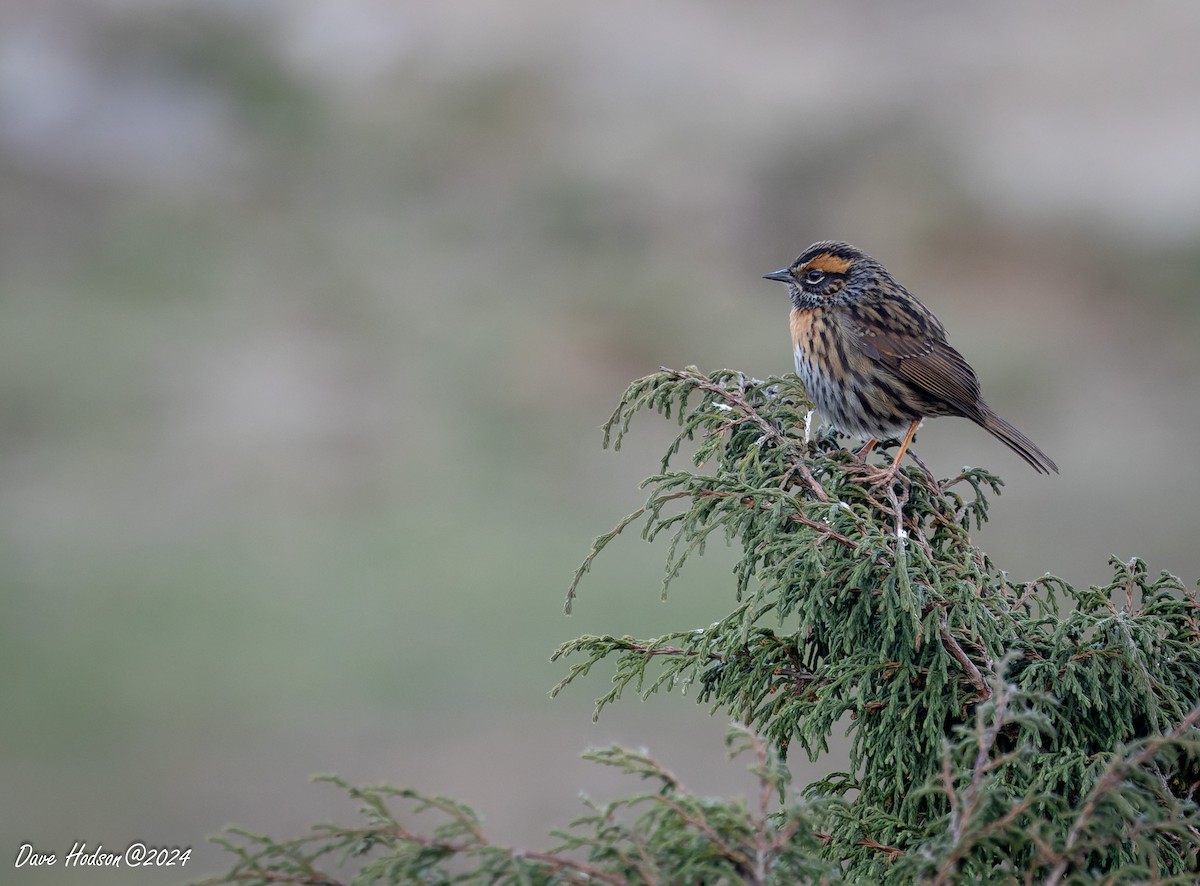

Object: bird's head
[763,240,883,309]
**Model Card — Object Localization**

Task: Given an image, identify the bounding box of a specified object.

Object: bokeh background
[3,2,1199,883]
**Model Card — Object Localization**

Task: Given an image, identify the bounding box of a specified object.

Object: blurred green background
[3,2,1199,883]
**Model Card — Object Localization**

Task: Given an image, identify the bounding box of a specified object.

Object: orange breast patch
[790,307,816,348]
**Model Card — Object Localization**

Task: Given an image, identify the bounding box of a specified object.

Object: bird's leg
[856,420,921,486]
[854,438,878,462]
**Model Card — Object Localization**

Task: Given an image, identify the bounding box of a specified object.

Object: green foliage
[200,728,837,886]
[204,367,1200,885]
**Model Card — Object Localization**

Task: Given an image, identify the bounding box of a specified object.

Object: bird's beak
[762,269,792,283]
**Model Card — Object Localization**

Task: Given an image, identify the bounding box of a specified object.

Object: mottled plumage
[764,241,1057,477]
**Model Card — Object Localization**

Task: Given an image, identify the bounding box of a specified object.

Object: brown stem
[939,617,992,702]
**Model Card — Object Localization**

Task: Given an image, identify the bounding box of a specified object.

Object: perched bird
[763,240,1057,482]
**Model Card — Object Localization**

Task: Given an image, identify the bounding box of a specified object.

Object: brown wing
[841,295,984,419]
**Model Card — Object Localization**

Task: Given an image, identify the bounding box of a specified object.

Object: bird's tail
[979,408,1059,474]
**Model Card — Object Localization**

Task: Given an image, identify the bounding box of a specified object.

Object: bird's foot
[853,460,906,487]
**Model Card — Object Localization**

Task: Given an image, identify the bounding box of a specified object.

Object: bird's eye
[804,269,826,286]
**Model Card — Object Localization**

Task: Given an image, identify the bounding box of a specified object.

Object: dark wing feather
[842,296,984,420]
[838,290,1058,473]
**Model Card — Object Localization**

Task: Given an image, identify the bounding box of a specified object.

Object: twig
[661,367,783,447]
[781,456,830,503]
[661,367,830,501]
[1010,581,1038,611]
[857,837,904,860]
[692,488,859,549]
[617,641,725,662]
[929,686,1014,885]
[907,450,941,490]
[379,824,629,886]
[939,616,992,702]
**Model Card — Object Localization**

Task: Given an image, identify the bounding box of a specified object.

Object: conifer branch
[938,616,991,701]
[208,366,1200,885]
[1043,701,1200,886]
[692,487,858,548]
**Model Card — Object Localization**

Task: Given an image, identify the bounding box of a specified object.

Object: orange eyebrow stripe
[801,253,852,275]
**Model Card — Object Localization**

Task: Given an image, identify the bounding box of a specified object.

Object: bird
[763,240,1057,483]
